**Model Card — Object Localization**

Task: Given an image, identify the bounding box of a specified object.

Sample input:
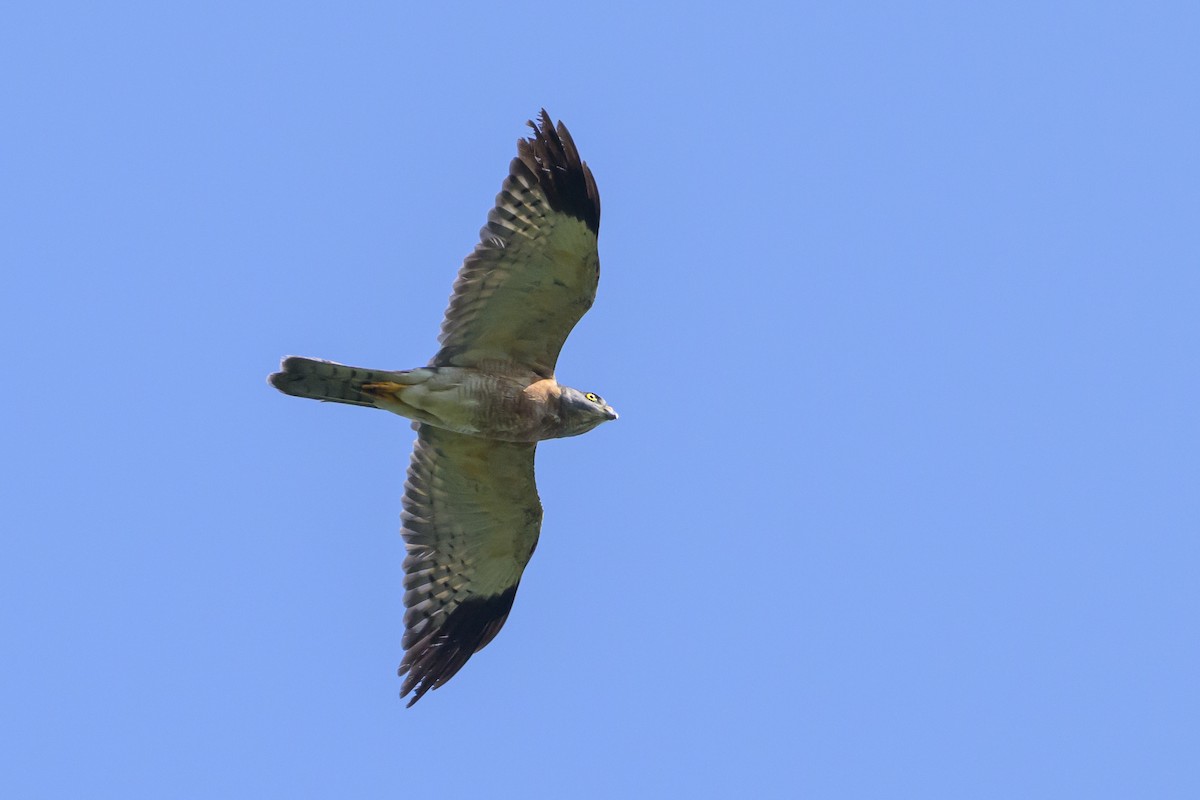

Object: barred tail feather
[269,356,401,408]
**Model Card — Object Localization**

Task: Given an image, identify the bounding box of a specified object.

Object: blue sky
[3,2,1198,797]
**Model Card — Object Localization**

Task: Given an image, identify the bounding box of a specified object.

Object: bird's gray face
[559,386,618,437]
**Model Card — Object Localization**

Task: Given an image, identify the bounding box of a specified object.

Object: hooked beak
[604,406,619,421]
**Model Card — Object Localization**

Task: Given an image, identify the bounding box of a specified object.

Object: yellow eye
[585,392,599,403]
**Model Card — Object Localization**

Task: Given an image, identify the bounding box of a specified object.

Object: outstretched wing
[432,110,601,379]
[398,424,542,705]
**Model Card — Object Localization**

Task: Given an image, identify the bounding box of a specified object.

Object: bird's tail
[268,356,407,408]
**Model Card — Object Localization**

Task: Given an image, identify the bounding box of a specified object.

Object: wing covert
[398,424,542,705]
[431,110,601,378]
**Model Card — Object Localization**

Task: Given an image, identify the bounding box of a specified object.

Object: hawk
[269,111,615,706]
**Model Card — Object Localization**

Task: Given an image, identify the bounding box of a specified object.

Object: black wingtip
[398,586,519,706]
[518,110,601,235]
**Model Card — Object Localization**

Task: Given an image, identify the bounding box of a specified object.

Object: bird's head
[558,386,618,437]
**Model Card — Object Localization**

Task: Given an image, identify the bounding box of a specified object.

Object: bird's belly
[364,367,552,442]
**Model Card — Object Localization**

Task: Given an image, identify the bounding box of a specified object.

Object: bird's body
[272,359,614,442]
[269,111,614,705]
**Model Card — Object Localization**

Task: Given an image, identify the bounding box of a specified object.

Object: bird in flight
[269,111,615,706]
